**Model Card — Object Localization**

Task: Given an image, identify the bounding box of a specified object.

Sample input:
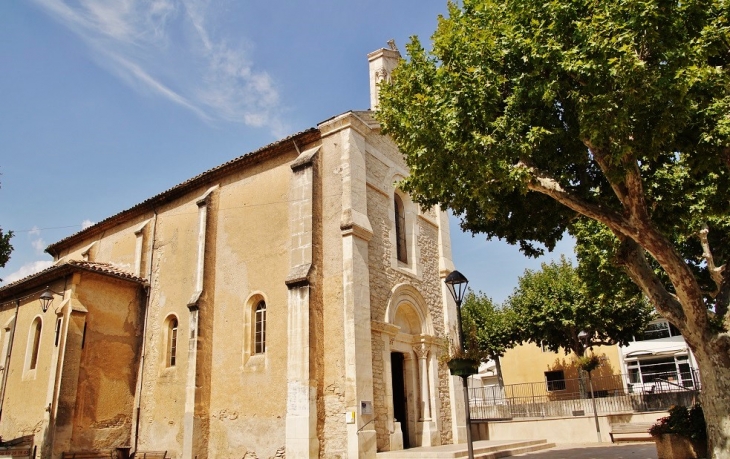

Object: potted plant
[439,325,487,377]
[650,404,707,459]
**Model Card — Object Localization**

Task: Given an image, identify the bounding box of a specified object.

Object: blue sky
[0,0,573,303]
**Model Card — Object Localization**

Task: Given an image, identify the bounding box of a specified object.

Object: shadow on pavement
[514,442,657,459]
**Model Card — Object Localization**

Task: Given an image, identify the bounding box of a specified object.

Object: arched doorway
[380,284,440,450]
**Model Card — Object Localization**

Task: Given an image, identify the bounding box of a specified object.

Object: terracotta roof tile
[0,259,146,302]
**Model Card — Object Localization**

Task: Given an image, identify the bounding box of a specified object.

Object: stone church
[0,45,467,459]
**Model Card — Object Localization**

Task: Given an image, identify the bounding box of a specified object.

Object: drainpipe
[134,211,158,453]
[0,299,21,423]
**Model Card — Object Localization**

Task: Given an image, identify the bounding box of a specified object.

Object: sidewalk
[514,442,657,459]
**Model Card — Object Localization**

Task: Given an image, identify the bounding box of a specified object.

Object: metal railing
[469,370,701,420]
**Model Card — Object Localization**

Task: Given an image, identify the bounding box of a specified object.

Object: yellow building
[500,343,623,389]
[0,45,467,459]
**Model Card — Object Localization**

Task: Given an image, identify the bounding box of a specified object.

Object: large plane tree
[377,0,730,455]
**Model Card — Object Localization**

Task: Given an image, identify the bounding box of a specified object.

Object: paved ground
[514,442,658,459]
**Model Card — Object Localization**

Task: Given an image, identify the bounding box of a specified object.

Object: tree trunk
[494,355,505,390]
[578,368,588,400]
[693,345,730,459]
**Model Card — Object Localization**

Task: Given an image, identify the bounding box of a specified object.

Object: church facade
[0,46,467,459]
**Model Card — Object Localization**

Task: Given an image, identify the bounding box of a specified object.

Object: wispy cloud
[2,260,54,285]
[27,226,46,255]
[81,219,95,230]
[31,0,286,135]
[32,238,47,255]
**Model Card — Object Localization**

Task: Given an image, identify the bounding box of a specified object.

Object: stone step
[375,439,555,459]
[489,442,557,458]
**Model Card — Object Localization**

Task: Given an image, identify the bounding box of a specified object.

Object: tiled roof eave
[0,261,148,303]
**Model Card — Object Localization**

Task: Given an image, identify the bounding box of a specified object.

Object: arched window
[29,318,42,370]
[166,317,178,367]
[254,301,266,354]
[394,194,407,263]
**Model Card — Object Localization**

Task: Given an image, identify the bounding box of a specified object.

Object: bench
[609,422,654,442]
[131,452,167,459]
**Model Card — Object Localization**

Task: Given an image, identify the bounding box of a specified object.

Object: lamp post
[444,270,474,459]
[578,330,602,442]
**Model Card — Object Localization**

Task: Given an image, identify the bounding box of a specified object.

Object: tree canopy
[507,256,652,356]
[461,291,519,360]
[0,176,12,280]
[376,0,730,454]
[0,227,11,276]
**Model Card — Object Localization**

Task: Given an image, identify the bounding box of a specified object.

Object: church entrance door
[390,352,409,448]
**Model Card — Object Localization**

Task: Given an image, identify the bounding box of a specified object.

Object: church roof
[0,260,147,304]
[45,127,321,257]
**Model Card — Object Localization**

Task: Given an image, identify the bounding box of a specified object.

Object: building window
[394,194,407,263]
[545,370,566,391]
[634,319,681,341]
[627,355,695,388]
[166,317,178,367]
[29,318,42,370]
[254,301,266,354]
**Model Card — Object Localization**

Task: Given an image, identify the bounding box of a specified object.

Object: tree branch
[518,161,636,237]
[713,268,730,320]
[583,141,630,205]
[583,140,651,224]
[520,160,711,332]
[699,223,725,296]
[614,235,687,327]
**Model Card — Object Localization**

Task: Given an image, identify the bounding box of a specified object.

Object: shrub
[649,404,707,444]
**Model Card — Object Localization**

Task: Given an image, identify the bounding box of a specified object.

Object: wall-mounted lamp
[38,287,62,313]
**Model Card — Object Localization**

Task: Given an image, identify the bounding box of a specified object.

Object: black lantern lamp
[445,270,469,347]
[444,270,469,306]
[39,287,61,313]
[578,330,589,344]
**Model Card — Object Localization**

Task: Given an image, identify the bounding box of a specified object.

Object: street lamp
[444,270,474,459]
[39,287,62,313]
[578,330,602,442]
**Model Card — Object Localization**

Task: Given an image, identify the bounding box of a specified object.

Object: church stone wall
[363,129,452,450]
[134,188,205,457]
[316,129,349,459]
[68,274,144,451]
[205,151,296,459]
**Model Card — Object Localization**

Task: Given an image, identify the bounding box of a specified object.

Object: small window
[635,319,681,341]
[29,318,42,370]
[167,317,178,367]
[394,194,407,263]
[545,370,565,391]
[54,318,62,347]
[254,301,266,354]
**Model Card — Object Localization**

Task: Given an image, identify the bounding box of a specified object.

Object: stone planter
[447,358,479,377]
[654,434,708,459]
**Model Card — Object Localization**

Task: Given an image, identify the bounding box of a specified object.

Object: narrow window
[54,318,62,347]
[167,317,178,367]
[254,301,266,354]
[545,370,565,391]
[394,194,407,263]
[30,319,42,370]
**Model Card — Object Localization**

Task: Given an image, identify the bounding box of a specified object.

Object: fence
[469,370,701,420]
